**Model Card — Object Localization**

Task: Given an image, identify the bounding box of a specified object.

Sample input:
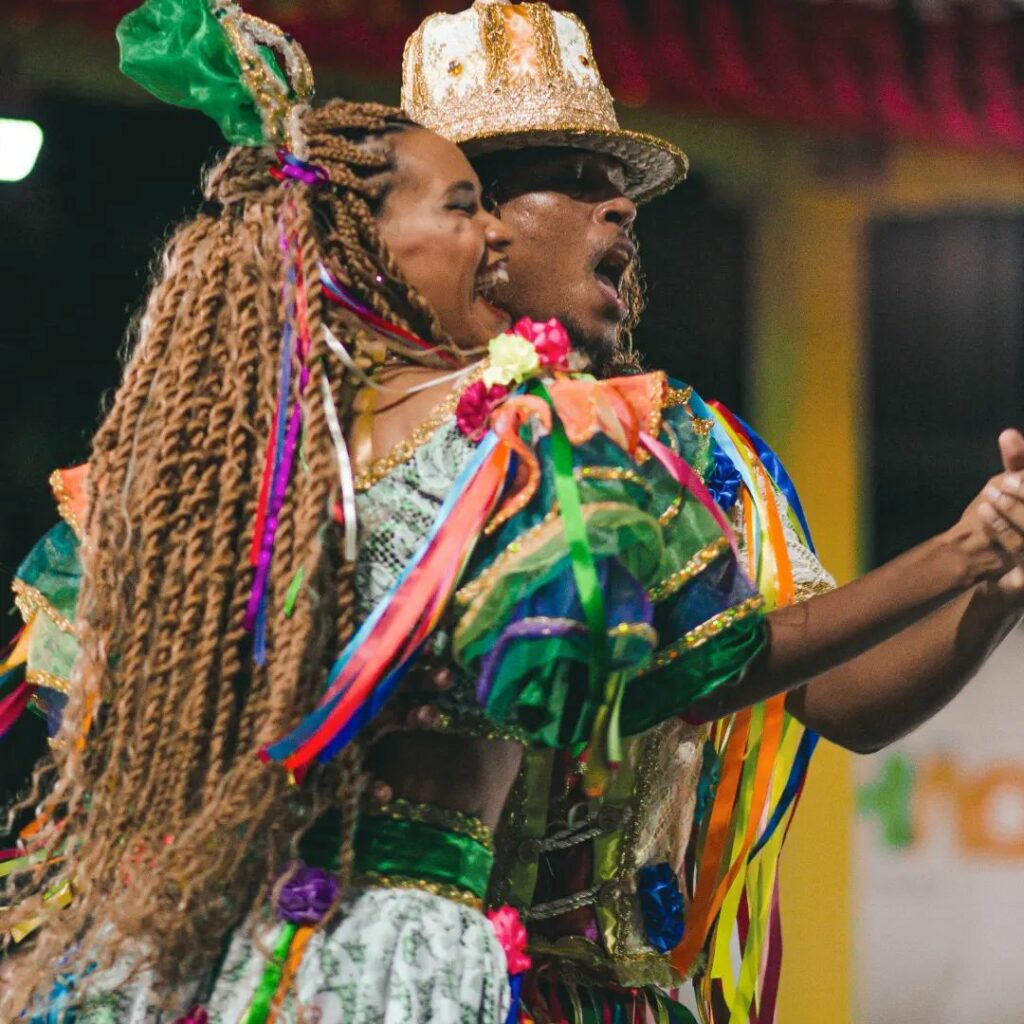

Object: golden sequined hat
[402,0,688,204]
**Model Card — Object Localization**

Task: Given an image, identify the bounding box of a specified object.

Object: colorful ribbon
[260,431,513,771]
[244,194,314,662]
[668,389,821,1024]
[319,262,463,367]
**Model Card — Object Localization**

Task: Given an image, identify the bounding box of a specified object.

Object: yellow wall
[626,107,1024,1024]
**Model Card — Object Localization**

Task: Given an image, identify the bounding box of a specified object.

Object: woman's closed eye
[446,199,479,216]
[443,180,482,217]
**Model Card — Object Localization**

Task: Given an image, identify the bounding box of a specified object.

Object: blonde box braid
[0,99,466,1017]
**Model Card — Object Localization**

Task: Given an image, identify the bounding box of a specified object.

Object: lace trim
[353,361,488,492]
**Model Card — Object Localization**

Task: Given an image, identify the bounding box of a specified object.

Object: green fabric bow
[117,0,266,146]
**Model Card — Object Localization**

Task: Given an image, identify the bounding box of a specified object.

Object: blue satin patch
[637,861,686,953]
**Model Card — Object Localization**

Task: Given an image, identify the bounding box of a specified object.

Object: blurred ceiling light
[0,118,44,182]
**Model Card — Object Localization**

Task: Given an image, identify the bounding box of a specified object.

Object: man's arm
[790,428,1024,751]
[689,431,1024,735]
[786,583,1020,752]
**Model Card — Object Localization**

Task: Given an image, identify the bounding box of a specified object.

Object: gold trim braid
[353,871,484,912]
[353,362,487,492]
[363,796,495,851]
[12,579,76,637]
[49,469,83,541]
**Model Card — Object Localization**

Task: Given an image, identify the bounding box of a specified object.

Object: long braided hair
[0,99,462,1016]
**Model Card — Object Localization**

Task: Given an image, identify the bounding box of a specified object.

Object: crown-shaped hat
[402,0,687,203]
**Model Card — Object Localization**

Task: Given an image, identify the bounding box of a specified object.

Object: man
[401,2,1024,1020]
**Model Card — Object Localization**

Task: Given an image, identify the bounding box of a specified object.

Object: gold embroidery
[690,416,714,438]
[12,580,76,637]
[353,362,487,492]
[49,469,83,541]
[658,495,682,525]
[457,501,662,622]
[577,466,650,492]
[481,2,510,84]
[795,578,837,602]
[647,537,730,603]
[528,3,562,82]
[665,386,693,408]
[454,506,560,608]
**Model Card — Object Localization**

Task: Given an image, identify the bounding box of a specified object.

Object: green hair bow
[117,0,314,147]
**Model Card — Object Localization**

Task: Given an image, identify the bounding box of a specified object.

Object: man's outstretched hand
[981,429,1024,598]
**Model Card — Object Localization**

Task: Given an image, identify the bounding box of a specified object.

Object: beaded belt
[353,798,495,911]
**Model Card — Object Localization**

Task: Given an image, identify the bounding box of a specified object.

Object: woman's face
[376,128,513,350]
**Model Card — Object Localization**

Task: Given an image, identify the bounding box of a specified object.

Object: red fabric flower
[455,380,509,441]
[173,1007,208,1024]
[487,904,532,975]
[512,317,572,370]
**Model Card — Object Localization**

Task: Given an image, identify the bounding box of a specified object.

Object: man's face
[472,148,638,371]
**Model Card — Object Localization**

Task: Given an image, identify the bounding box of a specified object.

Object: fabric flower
[704,440,743,512]
[274,862,340,925]
[637,862,686,954]
[455,380,510,441]
[173,1007,208,1024]
[512,317,572,371]
[483,332,541,388]
[487,905,532,975]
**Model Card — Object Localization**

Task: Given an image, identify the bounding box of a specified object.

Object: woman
[0,3,765,1021]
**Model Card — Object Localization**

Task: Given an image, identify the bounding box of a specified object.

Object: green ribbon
[533,384,608,688]
[117,0,266,145]
[532,383,617,774]
[354,815,494,900]
[240,920,298,1024]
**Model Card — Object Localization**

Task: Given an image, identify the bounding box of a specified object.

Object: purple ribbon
[272,150,329,187]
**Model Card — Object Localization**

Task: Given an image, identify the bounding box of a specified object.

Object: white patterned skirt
[206,886,510,1024]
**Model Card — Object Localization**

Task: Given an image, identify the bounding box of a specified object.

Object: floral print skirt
[68,887,508,1024]
[206,887,510,1024]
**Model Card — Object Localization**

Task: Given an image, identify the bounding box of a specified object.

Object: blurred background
[1,1,1022,1020]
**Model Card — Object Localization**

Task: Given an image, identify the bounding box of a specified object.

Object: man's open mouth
[593,238,636,304]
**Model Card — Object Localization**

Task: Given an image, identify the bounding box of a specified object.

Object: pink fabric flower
[455,380,509,441]
[487,905,532,975]
[512,317,572,370]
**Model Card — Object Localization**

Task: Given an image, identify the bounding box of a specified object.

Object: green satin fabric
[117,0,265,145]
[17,522,82,686]
[354,815,495,901]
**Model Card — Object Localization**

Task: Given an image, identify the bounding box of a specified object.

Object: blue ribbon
[263,431,507,764]
[749,728,819,859]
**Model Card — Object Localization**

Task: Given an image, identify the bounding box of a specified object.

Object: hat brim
[460,126,688,205]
